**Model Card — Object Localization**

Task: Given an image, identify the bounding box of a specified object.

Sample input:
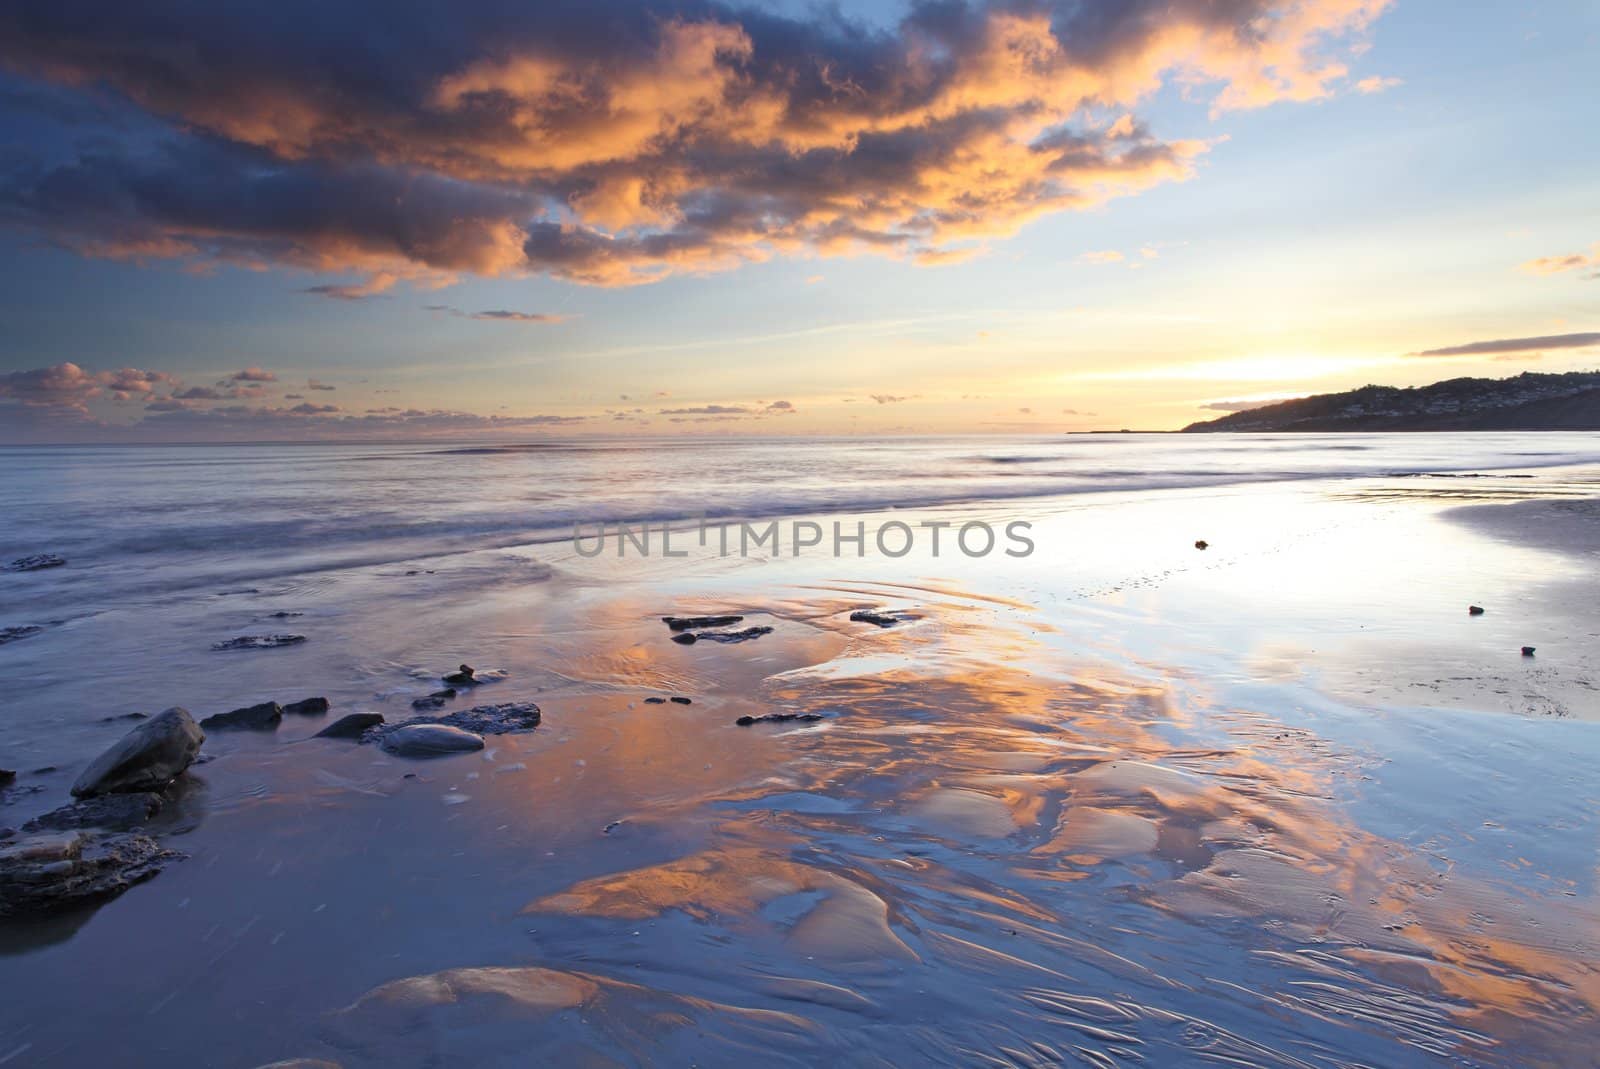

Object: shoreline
[2,462,1598,1066]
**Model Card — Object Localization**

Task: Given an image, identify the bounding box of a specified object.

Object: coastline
[1,452,1598,1066]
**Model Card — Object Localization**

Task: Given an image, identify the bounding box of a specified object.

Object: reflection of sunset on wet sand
[1,443,1597,1067]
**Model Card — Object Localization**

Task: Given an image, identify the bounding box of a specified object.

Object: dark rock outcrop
[1183,370,1600,432]
[1522,646,1536,657]
[0,830,180,915]
[200,701,283,731]
[663,615,744,631]
[72,707,205,798]
[23,792,163,834]
[669,696,692,705]
[4,554,66,572]
[315,713,385,739]
[644,697,667,704]
[282,697,330,716]
[211,634,306,651]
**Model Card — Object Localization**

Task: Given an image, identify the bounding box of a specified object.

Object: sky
[0,0,1596,442]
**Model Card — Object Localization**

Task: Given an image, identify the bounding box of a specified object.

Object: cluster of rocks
[4,553,65,572]
[211,634,306,651]
[1,707,203,916]
[357,702,542,757]
[1,659,543,913]
[661,614,774,646]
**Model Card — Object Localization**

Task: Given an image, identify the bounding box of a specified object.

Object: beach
[1,435,1598,1067]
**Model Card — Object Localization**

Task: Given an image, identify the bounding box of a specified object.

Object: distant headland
[1182,371,1600,432]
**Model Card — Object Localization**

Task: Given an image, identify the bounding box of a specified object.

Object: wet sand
[1,471,1598,1067]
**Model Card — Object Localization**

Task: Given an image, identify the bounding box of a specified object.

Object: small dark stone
[670,633,698,645]
[663,615,744,631]
[735,712,825,726]
[411,689,457,710]
[1468,605,1485,615]
[849,610,907,628]
[643,697,667,704]
[1521,646,1536,657]
[442,664,476,686]
[669,696,692,705]
[267,611,303,619]
[1194,540,1209,550]
[99,712,149,723]
[282,697,330,716]
[201,701,283,730]
[315,713,386,739]
[693,627,773,644]
[0,770,13,787]
[4,554,66,572]
[211,634,306,651]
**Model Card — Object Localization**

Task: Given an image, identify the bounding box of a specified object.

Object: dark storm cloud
[0,0,1390,288]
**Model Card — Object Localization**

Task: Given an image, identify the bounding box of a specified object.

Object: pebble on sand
[1469,605,1485,615]
[380,724,486,756]
[1522,646,1536,657]
[849,610,910,628]
[1194,540,1209,550]
[211,635,306,651]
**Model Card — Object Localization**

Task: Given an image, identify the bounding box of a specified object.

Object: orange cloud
[1519,242,1600,279]
[0,0,1394,289]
